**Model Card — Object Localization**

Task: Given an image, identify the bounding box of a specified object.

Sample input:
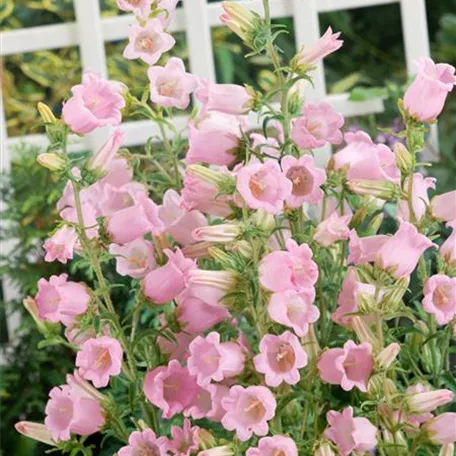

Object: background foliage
[1,1,455,454]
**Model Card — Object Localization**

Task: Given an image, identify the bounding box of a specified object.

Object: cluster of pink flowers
[17,1,456,456]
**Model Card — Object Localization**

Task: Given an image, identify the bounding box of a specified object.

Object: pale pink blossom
[250,133,281,159]
[236,160,292,214]
[254,331,308,387]
[101,157,133,188]
[184,385,213,420]
[15,422,55,447]
[317,340,373,392]
[109,238,156,278]
[221,385,276,441]
[159,189,207,245]
[165,419,199,456]
[404,57,456,122]
[118,429,168,456]
[281,155,327,207]
[324,407,378,456]
[61,201,99,239]
[65,324,96,347]
[158,330,195,362]
[314,212,351,247]
[88,129,125,173]
[44,384,104,442]
[186,112,245,166]
[246,435,298,456]
[406,388,454,414]
[291,103,344,149]
[148,57,197,109]
[157,0,179,27]
[398,173,436,221]
[403,383,435,427]
[314,442,336,456]
[62,72,125,134]
[98,182,148,217]
[422,274,456,325]
[268,289,319,337]
[423,413,456,444]
[347,231,389,265]
[333,268,364,328]
[35,274,90,327]
[143,248,196,304]
[182,172,233,217]
[333,131,400,183]
[143,360,199,419]
[123,19,175,65]
[176,286,231,333]
[106,195,165,244]
[441,220,456,263]
[295,27,343,68]
[431,190,456,222]
[76,336,123,388]
[259,239,318,292]
[375,220,436,278]
[116,0,152,20]
[205,384,230,422]
[43,225,78,264]
[188,332,245,386]
[196,79,253,115]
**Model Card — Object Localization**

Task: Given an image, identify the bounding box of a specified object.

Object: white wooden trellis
[0,0,432,340]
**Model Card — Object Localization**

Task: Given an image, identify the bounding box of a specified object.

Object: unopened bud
[382,428,408,451]
[251,209,275,231]
[347,179,400,200]
[226,239,253,259]
[366,213,384,236]
[37,153,66,171]
[439,444,455,456]
[189,269,237,292]
[377,343,401,369]
[37,102,57,124]
[393,143,413,174]
[208,247,238,270]
[381,276,409,314]
[302,324,320,361]
[314,442,336,456]
[187,165,235,191]
[220,2,261,48]
[15,422,55,446]
[405,389,454,414]
[198,446,234,456]
[195,428,216,450]
[193,224,241,243]
[23,297,57,334]
[182,242,215,259]
[368,374,397,399]
[351,316,379,349]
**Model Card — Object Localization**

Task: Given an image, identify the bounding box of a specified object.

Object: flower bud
[368,374,397,399]
[23,297,49,333]
[376,343,401,369]
[351,316,379,349]
[382,428,408,451]
[198,446,234,456]
[220,2,260,48]
[37,102,57,124]
[15,422,55,446]
[189,269,237,292]
[182,242,215,259]
[405,389,454,414]
[380,276,409,313]
[195,428,217,450]
[251,209,275,231]
[37,153,66,171]
[347,179,400,200]
[226,239,253,259]
[193,224,241,243]
[302,324,320,361]
[66,370,105,402]
[366,212,384,236]
[187,164,235,190]
[314,442,336,456]
[208,247,238,269]
[439,444,455,456]
[393,143,413,174]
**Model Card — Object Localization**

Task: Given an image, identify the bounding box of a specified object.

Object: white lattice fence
[0,0,432,339]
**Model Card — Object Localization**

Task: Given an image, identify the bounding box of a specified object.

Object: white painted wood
[183,0,216,80]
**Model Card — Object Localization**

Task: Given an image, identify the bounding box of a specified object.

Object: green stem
[157,120,180,187]
[141,401,160,435]
[71,181,138,381]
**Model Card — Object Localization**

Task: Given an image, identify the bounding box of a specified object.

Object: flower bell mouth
[244,398,266,420]
[139,36,156,52]
[434,285,450,308]
[249,175,266,198]
[275,343,296,372]
[127,0,143,6]
[158,80,178,97]
[95,349,112,369]
[136,443,161,456]
[286,166,314,196]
